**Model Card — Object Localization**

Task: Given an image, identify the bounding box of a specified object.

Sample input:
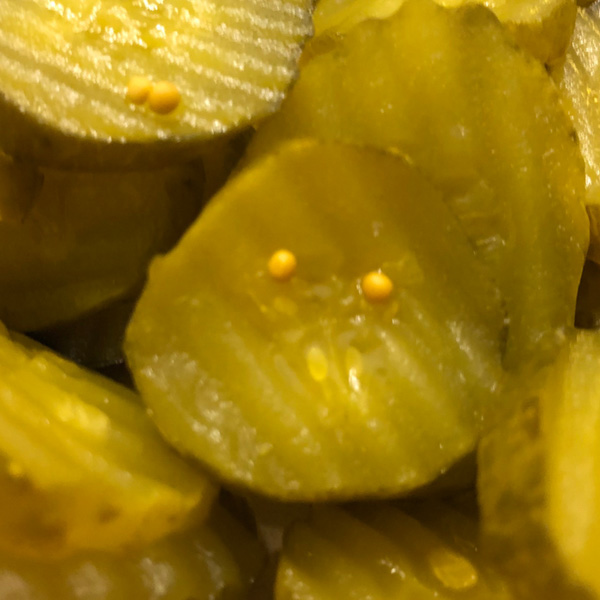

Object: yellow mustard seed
[148,81,181,115]
[268,249,297,281]
[361,271,393,302]
[126,76,153,105]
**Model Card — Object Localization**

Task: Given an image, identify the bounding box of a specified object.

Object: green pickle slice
[246,0,589,370]
[0,326,216,560]
[126,140,505,500]
[0,506,264,600]
[555,1,600,265]
[0,0,313,169]
[312,0,576,65]
[276,502,512,599]
[0,162,202,332]
[479,330,600,599]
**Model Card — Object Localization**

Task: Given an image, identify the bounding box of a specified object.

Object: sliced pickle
[125,140,505,500]
[0,506,264,600]
[478,330,600,599]
[0,326,216,559]
[276,502,512,599]
[0,154,43,223]
[0,162,202,332]
[555,2,600,265]
[0,0,313,170]
[246,0,589,369]
[312,0,576,65]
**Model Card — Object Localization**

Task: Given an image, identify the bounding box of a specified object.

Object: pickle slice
[312,0,576,65]
[246,0,589,369]
[126,140,505,500]
[0,326,216,559]
[478,330,600,599]
[0,506,263,600]
[0,0,313,170]
[555,2,600,265]
[276,503,511,599]
[0,162,202,332]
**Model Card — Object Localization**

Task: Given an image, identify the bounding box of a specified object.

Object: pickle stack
[0,0,599,598]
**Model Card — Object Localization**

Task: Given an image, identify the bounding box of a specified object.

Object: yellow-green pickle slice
[246,0,589,370]
[126,140,506,500]
[312,0,576,65]
[555,1,600,265]
[276,502,512,599]
[0,506,264,600]
[0,160,202,332]
[0,326,216,560]
[0,0,313,169]
[479,330,600,599]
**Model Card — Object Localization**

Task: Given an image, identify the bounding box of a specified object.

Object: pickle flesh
[126,140,505,500]
[0,326,216,559]
[246,0,589,370]
[0,0,313,169]
[479,330,600,599]
[276,502,511,599]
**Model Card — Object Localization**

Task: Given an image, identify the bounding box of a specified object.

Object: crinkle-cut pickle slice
[312,0,576,65]
[0,326,216,560]
[479,330,600,600]
[0,161,202,333]
[125,140,505,501]
[555,2,600,265]
[276,502,512,600]
[246,0,589,370]
[0,0,313,170]
[0,506,264,600]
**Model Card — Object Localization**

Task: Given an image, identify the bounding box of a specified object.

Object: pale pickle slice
[0,162,202,332]
[126,140,505,500]
[0,326,216,559]
[276,502,512,599]
[0,0,313,170]
[246,0,589,370]
[479,330,600,599]
[555,2,600,265]
[313,0,576,65]
[0,506,264,600]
